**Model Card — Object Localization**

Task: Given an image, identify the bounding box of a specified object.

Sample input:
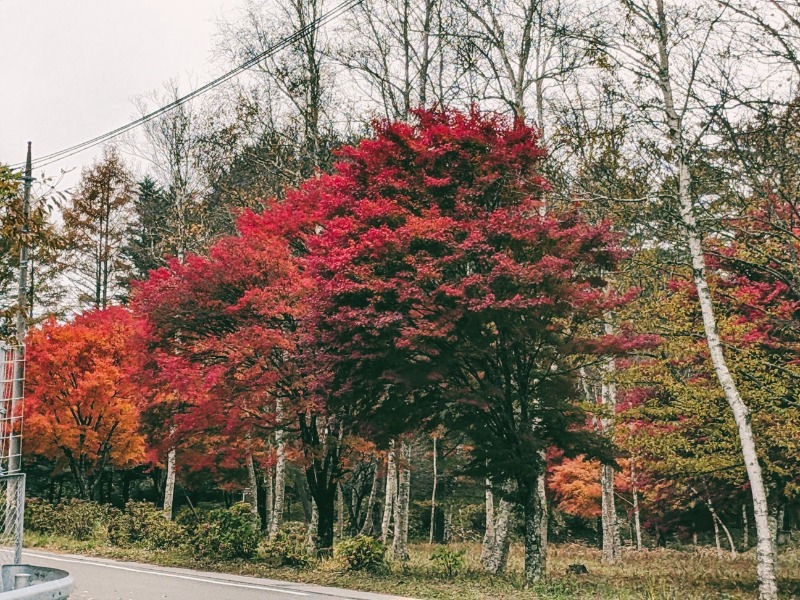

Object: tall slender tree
[62,148,134,311]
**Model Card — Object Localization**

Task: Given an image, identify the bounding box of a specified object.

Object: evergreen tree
[120,177,171,291]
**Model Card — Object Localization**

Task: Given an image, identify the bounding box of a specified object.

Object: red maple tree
[134,109,648,565]
[305,108,646,581]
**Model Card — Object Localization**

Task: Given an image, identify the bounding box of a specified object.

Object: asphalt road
[21,550,417,600]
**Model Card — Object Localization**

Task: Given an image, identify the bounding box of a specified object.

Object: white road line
[21,551,309,596]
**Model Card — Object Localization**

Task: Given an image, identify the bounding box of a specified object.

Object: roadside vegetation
[24,499,800,599]
[6,2,800,597]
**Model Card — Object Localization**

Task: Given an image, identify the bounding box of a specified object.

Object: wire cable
[10,0,360,171]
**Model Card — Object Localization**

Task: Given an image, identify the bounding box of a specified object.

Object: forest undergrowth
[24,534,800,600]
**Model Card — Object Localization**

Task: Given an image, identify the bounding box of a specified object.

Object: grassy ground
[24,533,800,599]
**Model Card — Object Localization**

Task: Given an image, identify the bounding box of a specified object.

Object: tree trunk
[265,464,274,532]
[392,440,411,561]
[680,158,775,585]
[336,483,345,542]
[631,462,643,552]
[429,436,437,544]
[522,476,546,585]
[443,507,452,544]
[380,442,397,543]
[600,331,620,563]
[703,494,736,558]
[483,492,513,575]
[600,463,619,562]
[269,405,286,539]
[121,473,131,506]
[480,479,495,564]
[106,468,114,504]
[719,514,737,558]
[653,1,778,595]
[359,463,379,536]
[298,414,341,556]
[245,451,259,525]
[306,499,318,554]
[316,490,336,555]
[295,469,311,523]
[537,461,549,564]
[163,445,176,519]
[743,504,749,551]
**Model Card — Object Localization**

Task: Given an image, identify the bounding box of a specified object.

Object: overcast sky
[0,0,237,189]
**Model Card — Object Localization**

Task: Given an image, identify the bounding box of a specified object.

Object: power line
[11,0,360,171]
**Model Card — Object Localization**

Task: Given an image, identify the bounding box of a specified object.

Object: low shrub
[334,536,386,572]
[261,522,312,567]
[25,498,59,534]
[430,545,466,578]
[108,502,186,550]
[190,502,260,560]
[56,499,114,541]
[175,505,210,536]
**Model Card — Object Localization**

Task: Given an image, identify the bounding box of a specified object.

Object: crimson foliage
[310,109,635,485]
[134,108,644,562]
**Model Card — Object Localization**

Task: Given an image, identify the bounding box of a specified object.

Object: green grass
[24,533,800,599]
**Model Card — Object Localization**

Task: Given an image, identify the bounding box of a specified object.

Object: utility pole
[10,142,32,474]
[1,143,32,556]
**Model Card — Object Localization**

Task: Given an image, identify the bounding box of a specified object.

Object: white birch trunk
[392,441,411,561]
[480,479,495,565]
[265,464,274,532]
[680,152,776,590]
[536,470,548,572]
[714,514,722,558]
[743,504,749,550]
[720,515,737,558]
[484,494,513,575]
[359,463,379,536]
[600,322,620,563]
[429,436,437,544]
[601,464,619,562]
[706,495,736,558]
[652,1,777,595]
[631,461,642,552]
[163,445,176,520]
[269,401,287,539]
[380,442,397,544]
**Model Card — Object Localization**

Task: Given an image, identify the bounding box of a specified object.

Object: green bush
[190,502,260,560]
[25,498,59,534]
[56,499,114,541]
[108,502,186,550]
[175,505,210,536]
[261,522,312,567]
[430,545,466,578]
[147,517,186,550]
[334,536,386,572]
[107,511,133,546]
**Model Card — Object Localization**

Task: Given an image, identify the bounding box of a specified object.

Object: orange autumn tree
[549,456,632,520]
[25,307,146,498]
